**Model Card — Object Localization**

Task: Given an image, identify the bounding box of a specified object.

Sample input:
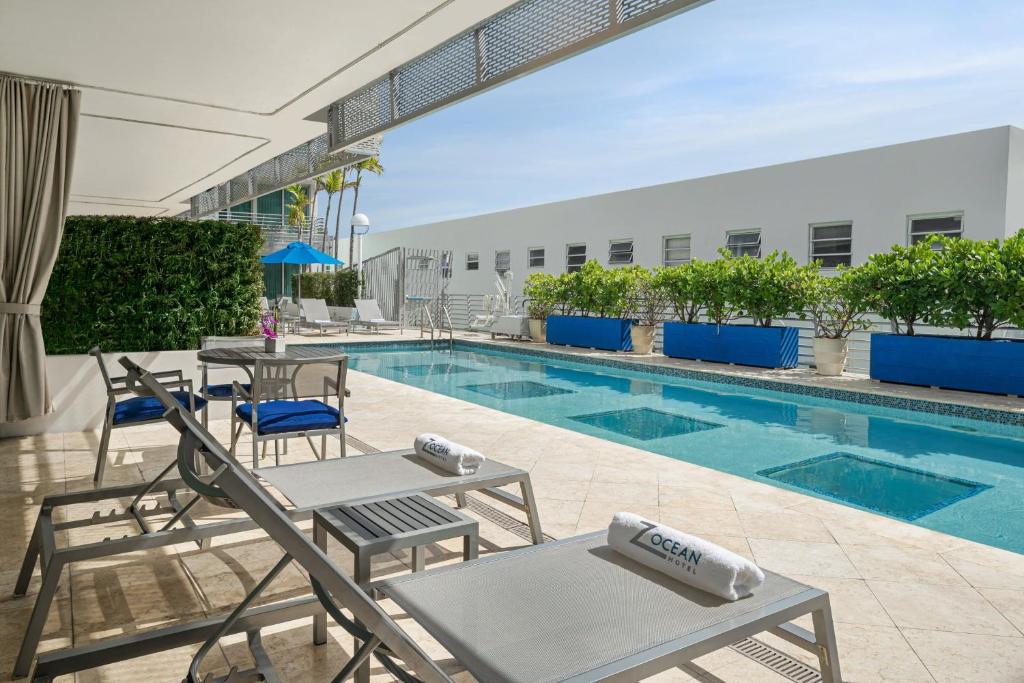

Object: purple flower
[260,311,279,339]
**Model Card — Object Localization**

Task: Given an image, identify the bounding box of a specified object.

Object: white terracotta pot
[528,318,546,342]
[630,324,656,354]
[813,337,848,376]
[265,337,286,353]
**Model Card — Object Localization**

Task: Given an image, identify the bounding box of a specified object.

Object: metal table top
[197,344,346,366]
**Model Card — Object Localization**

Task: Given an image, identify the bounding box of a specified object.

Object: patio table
[196,343,346,367]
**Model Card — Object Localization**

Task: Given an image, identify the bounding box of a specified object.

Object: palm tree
[315,169,347,257]
[348,156,384,267]
[285,184,309,243]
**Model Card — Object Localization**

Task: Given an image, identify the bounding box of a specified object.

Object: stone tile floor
[1,330,1023,681]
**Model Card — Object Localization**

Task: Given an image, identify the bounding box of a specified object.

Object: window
[528,247,545,268]
[608,239,634,265]
[495,250,511,273]
[662,234,691,266]
[566,244,587,272]
[466,252,479,271]
[809,222,853,268]
[726,230,761,258]
[908,213,963,246]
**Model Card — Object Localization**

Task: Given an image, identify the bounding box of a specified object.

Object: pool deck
[2,327,1024,681]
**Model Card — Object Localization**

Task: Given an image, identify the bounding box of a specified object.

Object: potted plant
[806,269,870,375]
[861,233,1024,394]
[663,252,813,369]
[546,261,634,351]
[621,266,670,354]
[261,309,285,353]
[523,272,556,342]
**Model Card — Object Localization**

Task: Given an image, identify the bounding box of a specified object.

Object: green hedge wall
[289,270,360,307]
[42,216,264,354]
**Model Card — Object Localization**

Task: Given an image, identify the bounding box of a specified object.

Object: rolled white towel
[607,512,765,601]
[414,434,485,475]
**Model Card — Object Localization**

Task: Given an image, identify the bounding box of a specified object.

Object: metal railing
[209,210,335,255]
[441,292,1024,375]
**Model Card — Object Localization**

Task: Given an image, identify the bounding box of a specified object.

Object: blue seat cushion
[204,382,251,399]
[235,400,343,435]
[114,391,207,425]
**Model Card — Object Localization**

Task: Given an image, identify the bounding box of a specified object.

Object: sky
[315,0,1024,234]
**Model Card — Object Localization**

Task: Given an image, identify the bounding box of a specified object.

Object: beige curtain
[0,76,80,422]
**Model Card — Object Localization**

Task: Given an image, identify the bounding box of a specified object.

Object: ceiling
[0,0,515,216]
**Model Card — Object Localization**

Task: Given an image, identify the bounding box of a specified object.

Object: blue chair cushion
[235,400,343,435]
[204,383,251,399]
[114,391,207,425]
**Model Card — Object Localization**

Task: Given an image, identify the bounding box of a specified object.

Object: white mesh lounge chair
[138,370,843,683]
[300,298,348,336]
[353,298,400,333]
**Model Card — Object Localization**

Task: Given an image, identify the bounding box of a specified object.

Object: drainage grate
[345,434,381,454]
[730,637,822,682]
[447,493,557,543]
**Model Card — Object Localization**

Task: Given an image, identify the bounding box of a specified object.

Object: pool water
[333,343,1024,553]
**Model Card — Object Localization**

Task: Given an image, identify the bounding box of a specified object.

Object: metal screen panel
[341,79,392,144]
[189,134,381,218]
[479,0,609,80]
[327,0,709,153]
[395,32,478,118]
[619,0,677,21]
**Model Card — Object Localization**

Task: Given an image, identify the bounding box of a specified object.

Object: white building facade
[352,126,1024,295]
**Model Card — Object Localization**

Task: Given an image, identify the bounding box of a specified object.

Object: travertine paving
[1,329,1023,681]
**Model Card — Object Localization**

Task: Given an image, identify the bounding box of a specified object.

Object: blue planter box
[545,315,633,352]
[663,322,800,369]
[870,333,1024,396]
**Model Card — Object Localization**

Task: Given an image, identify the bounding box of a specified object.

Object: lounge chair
[230,355,349,467]
[139,368,843,683]
[352,298,400,334]
[88,347,207,484]
[198,335,264,427]
[299,298,348,336]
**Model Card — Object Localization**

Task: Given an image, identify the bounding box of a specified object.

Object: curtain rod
[0,70,79,90]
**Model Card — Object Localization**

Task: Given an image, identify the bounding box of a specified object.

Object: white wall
[351,126,1020,295]
[1006,127,1024,237]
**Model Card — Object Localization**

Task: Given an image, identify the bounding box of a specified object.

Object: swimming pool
[327,341,1024,554]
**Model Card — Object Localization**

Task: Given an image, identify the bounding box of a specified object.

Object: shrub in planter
[546,261,633,351]
[655,259,725,324]
[622,266,671,354]
[290,269,359,306]
[806,269,870,376]
[664,251,811,369]
[523,272,557,342]
[845,239,944,336]
[863,232,1024,394]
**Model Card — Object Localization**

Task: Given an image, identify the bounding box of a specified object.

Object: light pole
[351,213,370,298]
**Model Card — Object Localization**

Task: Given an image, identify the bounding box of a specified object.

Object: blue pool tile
[570,407,723,441]
[462,381,574,400]
[758,452,991,521]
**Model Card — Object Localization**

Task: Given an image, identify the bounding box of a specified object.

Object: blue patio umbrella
[261,242,344,300]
